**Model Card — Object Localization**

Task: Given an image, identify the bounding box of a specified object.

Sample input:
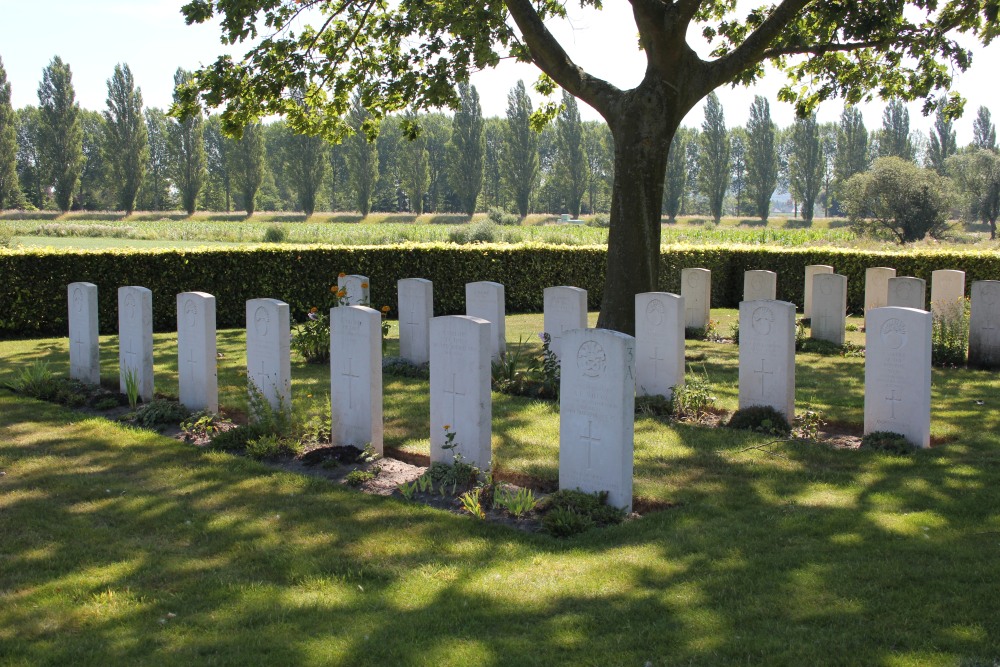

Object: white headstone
[969,280,1000,369]
[738,300,796,420]
[887,277,926,311]
[465,281,506,361]
[397,278,433,365]
[865,267,896,311]
[810,274,847,346]
[803,265,834,318]
[681,268,711,331]
[635,292,685,399]
[337,274,370,306]
[544,286,587,359]
[68,282,100,385]
[930,269,966,321]
[559,328,636,512]
[331,305,383,453]
[246,298,291,413]
[429,315,492,469]
[118,286,154,402]
[744,270,777,302]
[865,307,931,448]
[177,292,218,413]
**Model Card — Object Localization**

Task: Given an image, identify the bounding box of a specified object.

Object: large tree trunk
[597,89,677,335]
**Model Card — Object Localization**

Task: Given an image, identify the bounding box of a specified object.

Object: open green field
[2,312,999,664]
[3,210,997,251]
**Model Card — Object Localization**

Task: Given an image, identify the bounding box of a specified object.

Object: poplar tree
[879,100,914,161]
[141,108,172,211]
[698,93,729,223]
[788,113,824,223]
[103,63,148,214]
[927,104,957,174]
[501,80,537,217]
[448,83,484,216]
[203,115,230,211]
[972,106,996,151]
[400,110,428,215]
[744,96,777,222]
[169,69,206,214]
[834,106,869,206]
[556,90,588,218]
[228,122,265,215]
[278,102,327,215]
[729,127,747,216]
[345,93,378,217]
[38,56,83,212]
[662,129,688,221]
[15,107,44,208]
[0,57,20,208]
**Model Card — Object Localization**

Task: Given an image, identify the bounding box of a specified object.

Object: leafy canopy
[176,1,1000,139]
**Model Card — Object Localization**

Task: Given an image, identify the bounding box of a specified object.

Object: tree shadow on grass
[2,392,1000,664]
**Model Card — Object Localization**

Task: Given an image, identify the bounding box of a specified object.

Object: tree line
[0,55,997,238]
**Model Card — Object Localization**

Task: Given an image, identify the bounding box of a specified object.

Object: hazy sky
[3,1,998,144]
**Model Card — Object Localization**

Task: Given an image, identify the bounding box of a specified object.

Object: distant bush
[262,224,287,243]
[487,208,521,226]
[34,223,136,238]
[586,214,610,228]
[449,219,499,244]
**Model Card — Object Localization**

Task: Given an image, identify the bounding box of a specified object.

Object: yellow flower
[337,289,347,297]
[443,424,451,430]
[330,285,338,293]
[361,282,369,289]
[381,305,390,313]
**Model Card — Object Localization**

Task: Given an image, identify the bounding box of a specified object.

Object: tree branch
[503,0,622,118]
[706,0,812,87]
[761,39,889,59]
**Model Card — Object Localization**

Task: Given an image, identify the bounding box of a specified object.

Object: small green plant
[527,332,560,397]
[726,405,791,436]
[492,336,531,392]
[262,224,287,243]
[122,367,140,409]
[931,298,970,367]
[493,486,538,517]
[345,469,377,487]
[93,396,121,411]
[7,361,59,400]
[459,488,487,519]
[131,399,191,428]
[245,434,301,460]
[668,370,716,421]
[845,323,859,332]
[686,318,719,341]
[860,431,915,455]
[247,377,291,434]
[794,319,808,351]
[379,306,391,353]
[728,319,740,344]
[416,474,434,494]
[291,286,349,363]
[397,480,417,500]
[181,411,229,441]
[793,408,826,440]
[540,489,625,538]
[635,394,672,417]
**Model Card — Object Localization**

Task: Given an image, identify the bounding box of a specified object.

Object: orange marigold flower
[310,307,318,313]
[337,289,347,297]
[381,305,390,313]
[330,285,338,293]
[443,424,451,430]
[361,282,369,289]
[338,272,346,278]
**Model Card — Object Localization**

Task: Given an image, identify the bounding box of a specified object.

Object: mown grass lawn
[2,312,999,665]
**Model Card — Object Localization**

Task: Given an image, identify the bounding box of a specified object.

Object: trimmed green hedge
[1,243,997,337]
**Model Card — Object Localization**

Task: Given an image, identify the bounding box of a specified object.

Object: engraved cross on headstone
[403,299,421,335]
[124,338,138,372]
[185,347,198,385]
[443,372,465,426]
[753,358,773,396]
[649,346,667,376]
[885,389,903,419]
[341,357,360,409]
[72,334,86,368]
[580,419,601,470]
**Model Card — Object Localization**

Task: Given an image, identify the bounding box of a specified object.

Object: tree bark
[597,83,684,335]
